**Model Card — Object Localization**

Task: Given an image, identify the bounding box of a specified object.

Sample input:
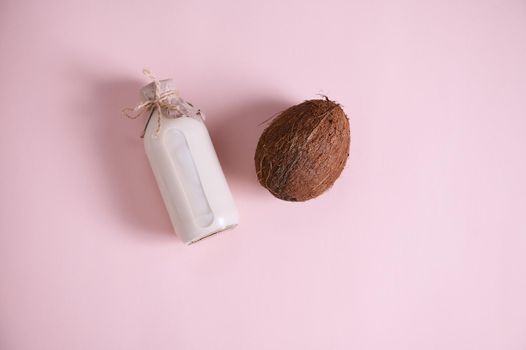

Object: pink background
[1,0,526,349]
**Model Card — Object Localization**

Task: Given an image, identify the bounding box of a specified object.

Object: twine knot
[122,69,204,138]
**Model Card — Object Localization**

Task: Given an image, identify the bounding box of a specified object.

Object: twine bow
[122,68,203,138]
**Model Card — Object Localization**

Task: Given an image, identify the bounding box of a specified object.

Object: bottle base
[186,223,238,245]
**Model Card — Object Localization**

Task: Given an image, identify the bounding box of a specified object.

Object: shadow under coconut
[207,98,293,188]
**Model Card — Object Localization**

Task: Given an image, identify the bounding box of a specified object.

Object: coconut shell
[255,98,350,201]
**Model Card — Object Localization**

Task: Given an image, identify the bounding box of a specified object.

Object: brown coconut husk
[255,98,350,201]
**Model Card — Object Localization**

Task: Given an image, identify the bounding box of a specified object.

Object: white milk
[141,80,239,244]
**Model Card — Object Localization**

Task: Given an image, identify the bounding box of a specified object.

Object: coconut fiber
[255,98,350,201]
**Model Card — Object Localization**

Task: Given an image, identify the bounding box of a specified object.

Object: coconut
[255,98,350,201]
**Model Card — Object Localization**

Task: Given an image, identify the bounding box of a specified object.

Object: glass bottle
[141,79,239,244]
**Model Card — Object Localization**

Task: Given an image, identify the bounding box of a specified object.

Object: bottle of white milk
[140,79,239,244]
